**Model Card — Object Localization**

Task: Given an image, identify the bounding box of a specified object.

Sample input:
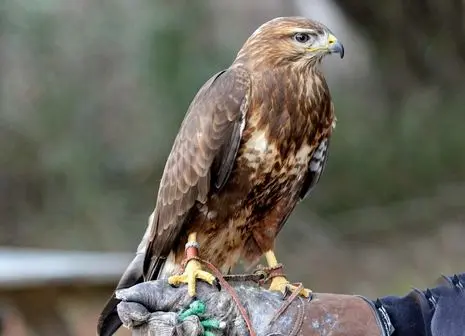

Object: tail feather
[97,253,144,336]
[97,254,169,335]
[97,293,129,336]
[97,211,172,335]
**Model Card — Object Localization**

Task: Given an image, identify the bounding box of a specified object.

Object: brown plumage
[98,16,344,336]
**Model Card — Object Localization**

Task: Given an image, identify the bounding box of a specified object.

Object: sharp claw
[307,293,314,302]
[282,285,292,299]
[213,278,221,292]
[269,276,312,298]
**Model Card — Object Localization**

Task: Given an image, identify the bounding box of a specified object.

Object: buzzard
[98,16,344,336]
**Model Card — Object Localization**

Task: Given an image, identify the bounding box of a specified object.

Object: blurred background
[1,0,465,334]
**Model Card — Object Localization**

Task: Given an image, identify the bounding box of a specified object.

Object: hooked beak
[327,34,344,59]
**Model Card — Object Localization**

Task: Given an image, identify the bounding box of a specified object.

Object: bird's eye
[293,32,311,44]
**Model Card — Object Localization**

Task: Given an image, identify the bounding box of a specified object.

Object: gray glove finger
[176,315,204,336]
[116,281,170,310]
[132,312,178,336]
[116,280,227,313]
[130,312,203,336]
[117,301,151,328]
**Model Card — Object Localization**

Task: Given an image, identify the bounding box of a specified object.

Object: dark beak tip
[335,43,344,59]
[328,40,344,59]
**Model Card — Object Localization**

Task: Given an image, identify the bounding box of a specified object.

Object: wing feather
[299,137,331,200]
[214,118,244,190]
[143,67,251,278]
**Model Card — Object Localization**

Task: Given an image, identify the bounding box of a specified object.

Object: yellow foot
[168,258,216,297]
[269,275,312,298]
[263,250,311,298]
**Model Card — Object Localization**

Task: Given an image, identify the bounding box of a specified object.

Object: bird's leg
[264,250,312,298]
[167,232,216,297]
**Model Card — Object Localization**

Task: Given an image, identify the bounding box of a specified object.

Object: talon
[167,232,216,297]
[283,284,291,298]
[268,275,312,298]
[168,259,216,297]
[264,250,312,298]
[213,278,221,292]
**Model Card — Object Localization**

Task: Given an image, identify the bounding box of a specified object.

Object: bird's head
[236,17,344,69]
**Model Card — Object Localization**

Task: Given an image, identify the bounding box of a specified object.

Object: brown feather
[143,67,251,278]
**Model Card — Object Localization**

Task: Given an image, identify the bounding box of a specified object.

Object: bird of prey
[97,16,344,336]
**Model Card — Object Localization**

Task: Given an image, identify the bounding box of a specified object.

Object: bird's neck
[245,65,333,157]
[250,65,329,114]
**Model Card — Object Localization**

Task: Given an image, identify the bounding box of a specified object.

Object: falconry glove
[115,279,385,336]
[115,273,465,336]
